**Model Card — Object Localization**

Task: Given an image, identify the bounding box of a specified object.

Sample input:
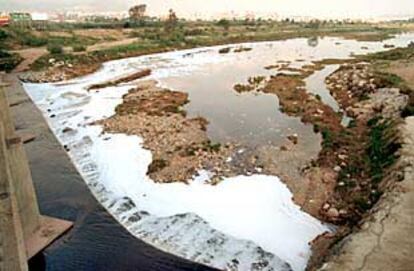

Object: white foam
[23,33,414,271]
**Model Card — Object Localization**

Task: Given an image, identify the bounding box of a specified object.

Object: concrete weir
[0,79,73,271]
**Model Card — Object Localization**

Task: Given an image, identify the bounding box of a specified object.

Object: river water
[23,33,414,271]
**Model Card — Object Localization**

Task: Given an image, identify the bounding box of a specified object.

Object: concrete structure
[0,83,72,270]
[320,117,414,271]
[10,13,32,28]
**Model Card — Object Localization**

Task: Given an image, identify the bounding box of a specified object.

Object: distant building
[10,12,32,28]
[31,12,49,30]
[0,14,10,27]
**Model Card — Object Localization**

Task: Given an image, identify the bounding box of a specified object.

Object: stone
[327,207,339,218]
[287,134,298,144]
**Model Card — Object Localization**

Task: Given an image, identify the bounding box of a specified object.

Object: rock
[358,80,366,87]
[339,209,348,215]
[280,145,288,151]
[327,207,339,218]
[334,166,342,172]
[322,203,331,210]
[62,127,74,133]
[287,134,298,144]
[316,109,324,114]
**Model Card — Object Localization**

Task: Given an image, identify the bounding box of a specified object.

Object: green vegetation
[11,19,410,77]
[321,128,335,149]
[363,45,414,62]
[362,45,414,118]
[47,43,63,54]
[0,50,22,72]
[216,19,231,31]
[367,117,399,184]
[0,26,99,50]
[73,45,86,52]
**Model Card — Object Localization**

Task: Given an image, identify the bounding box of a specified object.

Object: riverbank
[86,41,414,270]
[308,41,414,271]
[10,21,414,83]
[2,73,217,271]
[11,33,414,271]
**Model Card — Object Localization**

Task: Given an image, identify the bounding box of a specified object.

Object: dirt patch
[73,29,132,41]
[384,61,414,90]
[20,62,100,83]
[98,80,246,184]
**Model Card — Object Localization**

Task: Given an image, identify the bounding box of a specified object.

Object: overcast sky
[2,0,414,19]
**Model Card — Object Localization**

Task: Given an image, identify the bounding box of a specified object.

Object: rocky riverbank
[227,58,411,269]
[97,80,251,184]
[17,37,414,270]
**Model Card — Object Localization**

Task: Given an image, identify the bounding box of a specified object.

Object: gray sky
[2,0,414,19]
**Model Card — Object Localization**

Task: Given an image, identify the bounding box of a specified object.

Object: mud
[98,80,247,184]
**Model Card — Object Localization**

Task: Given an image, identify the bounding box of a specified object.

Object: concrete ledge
[25,215,73,259]
[320,117,414,271]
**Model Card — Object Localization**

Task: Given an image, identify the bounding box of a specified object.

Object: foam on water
[23,33,414,271]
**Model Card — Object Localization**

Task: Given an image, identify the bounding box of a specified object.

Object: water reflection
[157,34,414,147]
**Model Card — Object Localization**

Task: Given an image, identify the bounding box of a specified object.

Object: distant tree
[164,9,178,32]
[129,4,147,21]
[306,19,321,29]
[0,29,7,40]
[217,18,230,31]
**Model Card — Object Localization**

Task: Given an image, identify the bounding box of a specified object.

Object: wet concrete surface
[4,73,216,271]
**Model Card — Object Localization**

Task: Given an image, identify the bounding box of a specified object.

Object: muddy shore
[3,73,216,271]
[93,56,411,270]
[10,36,414,271]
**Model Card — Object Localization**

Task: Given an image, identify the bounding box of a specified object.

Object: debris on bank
[97,80,255,183]
[87,69,151,90]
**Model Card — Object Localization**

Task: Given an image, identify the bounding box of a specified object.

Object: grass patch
[47,43,64,54]
[0,50,23,72]
[367,117,399,184]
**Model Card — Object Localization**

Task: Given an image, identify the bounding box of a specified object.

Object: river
[23,33,414,271]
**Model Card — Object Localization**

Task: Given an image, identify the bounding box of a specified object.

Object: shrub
[73,45,86,52]
[321,128,334,148]
[0,29,8,40]
[219,47,231,54]
[0,50,23,72]
[47,44,63,54]
[216,18,230,30]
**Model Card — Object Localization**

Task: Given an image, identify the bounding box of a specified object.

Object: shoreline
[20,29,413,84]
[3,73,217,271]
[12,34,414,271]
